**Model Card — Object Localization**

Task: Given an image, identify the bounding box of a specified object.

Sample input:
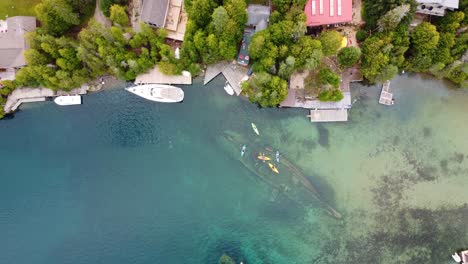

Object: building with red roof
[304,0,353,27]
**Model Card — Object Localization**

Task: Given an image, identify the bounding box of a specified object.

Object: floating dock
[379,80,393,105]
[308,109,348,122]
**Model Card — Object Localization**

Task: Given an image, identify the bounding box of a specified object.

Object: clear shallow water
[0,75,467,264]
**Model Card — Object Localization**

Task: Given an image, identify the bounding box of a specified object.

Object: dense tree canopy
[338,47,361,68]
[35,0,80,35]
[241,72,288,107]
[319,30,342,56]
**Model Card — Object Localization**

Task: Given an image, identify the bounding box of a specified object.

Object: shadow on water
[315,124,329,148]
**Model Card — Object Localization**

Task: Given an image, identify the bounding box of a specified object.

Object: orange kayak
[268,163,279,174]
[257,153,271,161]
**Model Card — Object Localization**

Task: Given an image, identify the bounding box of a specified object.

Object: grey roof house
[416,0,459,16]
[246,5,270,27]
[141,0,170,28]
[0,16,36,70]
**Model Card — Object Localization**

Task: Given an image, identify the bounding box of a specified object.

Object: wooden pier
[203,61,248,95]
[4,85,88,113]
[308,109,348,122]
[135,66,192,85]
[379,80,393,106]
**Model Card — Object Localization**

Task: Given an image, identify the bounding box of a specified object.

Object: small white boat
[175,48,180,59]
[224,81,234,95]
[276,151,280,163]
[54,95,82,106]
[251,123,259,136]
[125,84,184,103]
[452,252,461,262]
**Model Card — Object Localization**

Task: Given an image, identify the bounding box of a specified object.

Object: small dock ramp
[379,80,393,105]
[308,109,348,122]
[204,61,248,96]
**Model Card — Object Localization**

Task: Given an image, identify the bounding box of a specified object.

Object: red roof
[304,0,352,27]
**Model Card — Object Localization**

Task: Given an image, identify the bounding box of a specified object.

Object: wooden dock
[4,85,88,113]
[379,80,393,106]
[135,66,192,85]
[204,61,248,95]
[307,109,348,122]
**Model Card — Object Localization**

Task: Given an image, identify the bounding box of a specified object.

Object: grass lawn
[0,0,42,20]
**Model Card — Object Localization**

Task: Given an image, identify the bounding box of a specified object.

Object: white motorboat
[125,84,184,103]
[224,81,234,95]
[54,95,82,106]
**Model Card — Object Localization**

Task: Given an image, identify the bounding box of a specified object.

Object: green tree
[356,30,367,42]
[338,47,361,68]
[411,22,440,53]
[35,0,80,35]
[242,72,288,107]
[109,4,129,26]
[374,64,398,83]
[211,7,229,35]
[318,68,341,88]
[318,89,343,101]
[437,11,465,33]
[100,0,128,17]
[319,30,342,56]
[377,4,410,32]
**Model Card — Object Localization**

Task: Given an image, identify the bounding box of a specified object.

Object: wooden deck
[307,109,348,122]
[4,85,88,113]
[135,66,192,85]
[379,80,393,106]
[204,61,248,95]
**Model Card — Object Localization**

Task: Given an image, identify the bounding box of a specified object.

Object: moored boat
[224,81,234,95]
[54,95,82,106]
[125,84,184,103]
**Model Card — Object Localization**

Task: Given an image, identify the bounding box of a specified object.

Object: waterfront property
[140,0,188,41]
[304,0,353,27]
[237,5,270,66]
[280,67,362,122]
[416,0,459,16]
[0,16,36,82]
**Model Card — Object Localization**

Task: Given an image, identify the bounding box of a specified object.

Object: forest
[360,0,467,87]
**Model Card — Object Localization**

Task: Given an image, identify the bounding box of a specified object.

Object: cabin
[0,16,36,82]
[416,0,459,16]
[237,5,270,66]
[304,0,353,27]
[140,0,188,41]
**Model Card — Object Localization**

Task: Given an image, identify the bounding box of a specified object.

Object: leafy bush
[318,68,341,88]
[318,89,344,101]
[356,30,367,42]
[338,47,361,68]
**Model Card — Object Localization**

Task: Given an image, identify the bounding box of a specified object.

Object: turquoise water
[0,75,467,263]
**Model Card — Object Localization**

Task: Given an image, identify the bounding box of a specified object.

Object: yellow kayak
[268,163,279,174]
[257,153,271,161]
